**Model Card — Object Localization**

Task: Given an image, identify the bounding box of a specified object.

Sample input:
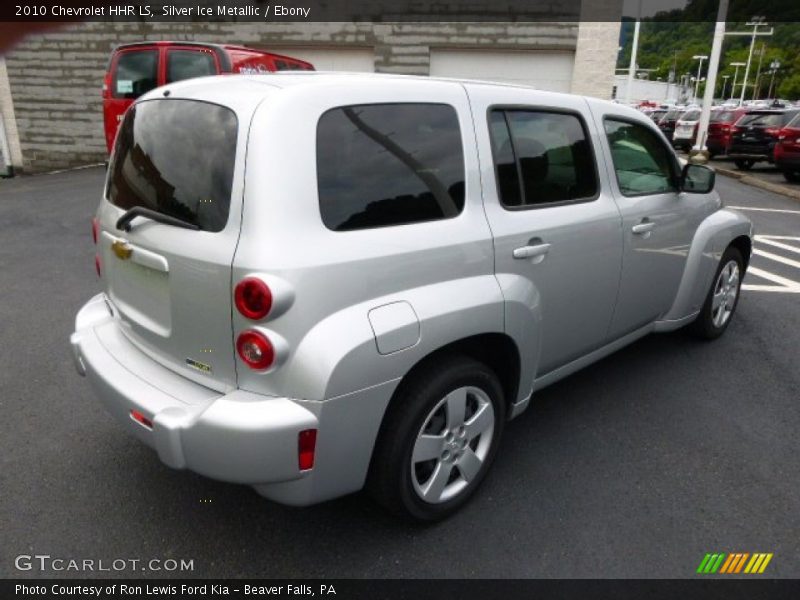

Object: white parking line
[742,235,800,293]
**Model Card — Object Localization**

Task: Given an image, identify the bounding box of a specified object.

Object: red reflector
[92,217,99,244]
[94,254,102,278]
[298,429,317,470]
[234,277,273,320]
[130,410,153,429]
[236,330,275,370]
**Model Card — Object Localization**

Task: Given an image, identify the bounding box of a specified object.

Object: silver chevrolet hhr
[71,73,753,521]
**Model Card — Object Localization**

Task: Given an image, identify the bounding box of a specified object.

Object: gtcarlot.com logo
[697,552,773,574]
[14,554,194,573]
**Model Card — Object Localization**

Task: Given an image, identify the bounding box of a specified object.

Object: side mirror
[681,163,715,194]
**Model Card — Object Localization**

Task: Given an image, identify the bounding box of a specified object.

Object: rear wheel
[367,356,506,521]
[783,169,800,183]
[690,246,744,340]
[734,159,754,170]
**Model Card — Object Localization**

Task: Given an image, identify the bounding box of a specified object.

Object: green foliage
[618,20,800,100]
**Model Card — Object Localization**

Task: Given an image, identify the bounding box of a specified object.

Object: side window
[604,119,678,196]
[113,50,157,99]
[166,50,217,84]
[489,109,598,208]
[274,59,289,71]
[317,103,465,231]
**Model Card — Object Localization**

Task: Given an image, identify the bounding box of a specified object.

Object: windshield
[106,99,238,232]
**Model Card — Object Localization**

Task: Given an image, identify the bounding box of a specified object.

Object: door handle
[631,220,656,235]
[513,242,551,260]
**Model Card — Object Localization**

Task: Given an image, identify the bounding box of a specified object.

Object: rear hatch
[674,109,700,140]
[98,97,241,392]
[730,111,793,155]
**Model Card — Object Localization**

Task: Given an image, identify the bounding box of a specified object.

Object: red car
[775,113,800,182]
[705,108,747,157]
[103,41,314,153]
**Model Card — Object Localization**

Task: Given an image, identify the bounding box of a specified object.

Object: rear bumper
[70,294,318,489]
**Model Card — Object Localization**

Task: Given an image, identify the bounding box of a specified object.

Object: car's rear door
[467,85,623,376]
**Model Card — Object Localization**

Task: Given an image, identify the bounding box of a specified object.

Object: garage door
[429,49,574,92]
[263,47,374,72]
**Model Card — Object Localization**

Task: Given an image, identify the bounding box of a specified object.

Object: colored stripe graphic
[701,553,774,574]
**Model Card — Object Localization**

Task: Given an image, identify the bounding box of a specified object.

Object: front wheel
[367,356,506,521]
[690,247,744,340]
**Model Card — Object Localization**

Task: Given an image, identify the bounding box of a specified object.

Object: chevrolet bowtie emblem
[111,240,133,260]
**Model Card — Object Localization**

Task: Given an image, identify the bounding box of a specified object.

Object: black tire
[690,246,744,340]
[783,169,800,183]
[367,355,506,522]
[734,159,754,170]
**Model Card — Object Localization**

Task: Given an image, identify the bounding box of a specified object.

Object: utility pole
[693,0,728,161]
[724,17,773,105]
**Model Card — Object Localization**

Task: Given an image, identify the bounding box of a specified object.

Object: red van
[103,41,314,152]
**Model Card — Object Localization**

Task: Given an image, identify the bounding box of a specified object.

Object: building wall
[3,20,619,173]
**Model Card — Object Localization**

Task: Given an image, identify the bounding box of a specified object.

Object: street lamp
[721,74,730,98]
[693,55,708,103]
[768,60,781,100]
[730,62,746,102]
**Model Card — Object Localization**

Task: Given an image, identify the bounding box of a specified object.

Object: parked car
[672,108,702,151]
[648,109,667,123]
[102,41,314,152]
[728,109,800,170]
[72,73,753,521]
[706,107,748,157]
[774,113,800,182]
[657,108,684,141]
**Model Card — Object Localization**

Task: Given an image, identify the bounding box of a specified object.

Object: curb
[715,166,800,201]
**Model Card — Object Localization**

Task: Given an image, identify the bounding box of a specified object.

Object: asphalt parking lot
[1,167,799,579]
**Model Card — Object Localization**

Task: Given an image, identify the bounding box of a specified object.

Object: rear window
[166,50,216,83]
[663,110,683,121]
[317,103,465,232]
[711,110,738,123]
[680,110,701,121]
[107,99,238,233]
[737,112,783,128]
[113,50,157,99]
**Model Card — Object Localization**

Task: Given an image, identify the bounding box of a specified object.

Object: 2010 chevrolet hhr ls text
[71,72,753,520]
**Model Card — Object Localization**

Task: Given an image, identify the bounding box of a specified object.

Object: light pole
[625,1,643,104]
[692,0,728,162]
[693,55,708,103]
[721,74,730,98]
[768,60,781,99]
[730,62,746,102]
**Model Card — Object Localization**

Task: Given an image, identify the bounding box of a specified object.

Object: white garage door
[264,47,374,73]
[429,49,575,92]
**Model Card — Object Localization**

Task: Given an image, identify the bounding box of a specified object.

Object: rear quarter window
[166,50,217,83]
[106,99,238,232]
[113,50,158,99]
[316,103,465,231]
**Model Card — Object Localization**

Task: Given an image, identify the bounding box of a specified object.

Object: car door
[467,85,623,376]
[590,106,696,338]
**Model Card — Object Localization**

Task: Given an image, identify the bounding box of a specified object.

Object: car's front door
[468,85,623,376]
[591,107,697,338]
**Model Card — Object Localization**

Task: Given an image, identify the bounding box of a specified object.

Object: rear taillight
[91,217,99,244]
[102,73,111,99]
[234,277,273,320]
[236,330,275,370]
[765,128,779,137]
[94,255,102,278]
[298,429,317,470]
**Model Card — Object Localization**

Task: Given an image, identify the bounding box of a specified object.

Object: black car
[728,109,800,170]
